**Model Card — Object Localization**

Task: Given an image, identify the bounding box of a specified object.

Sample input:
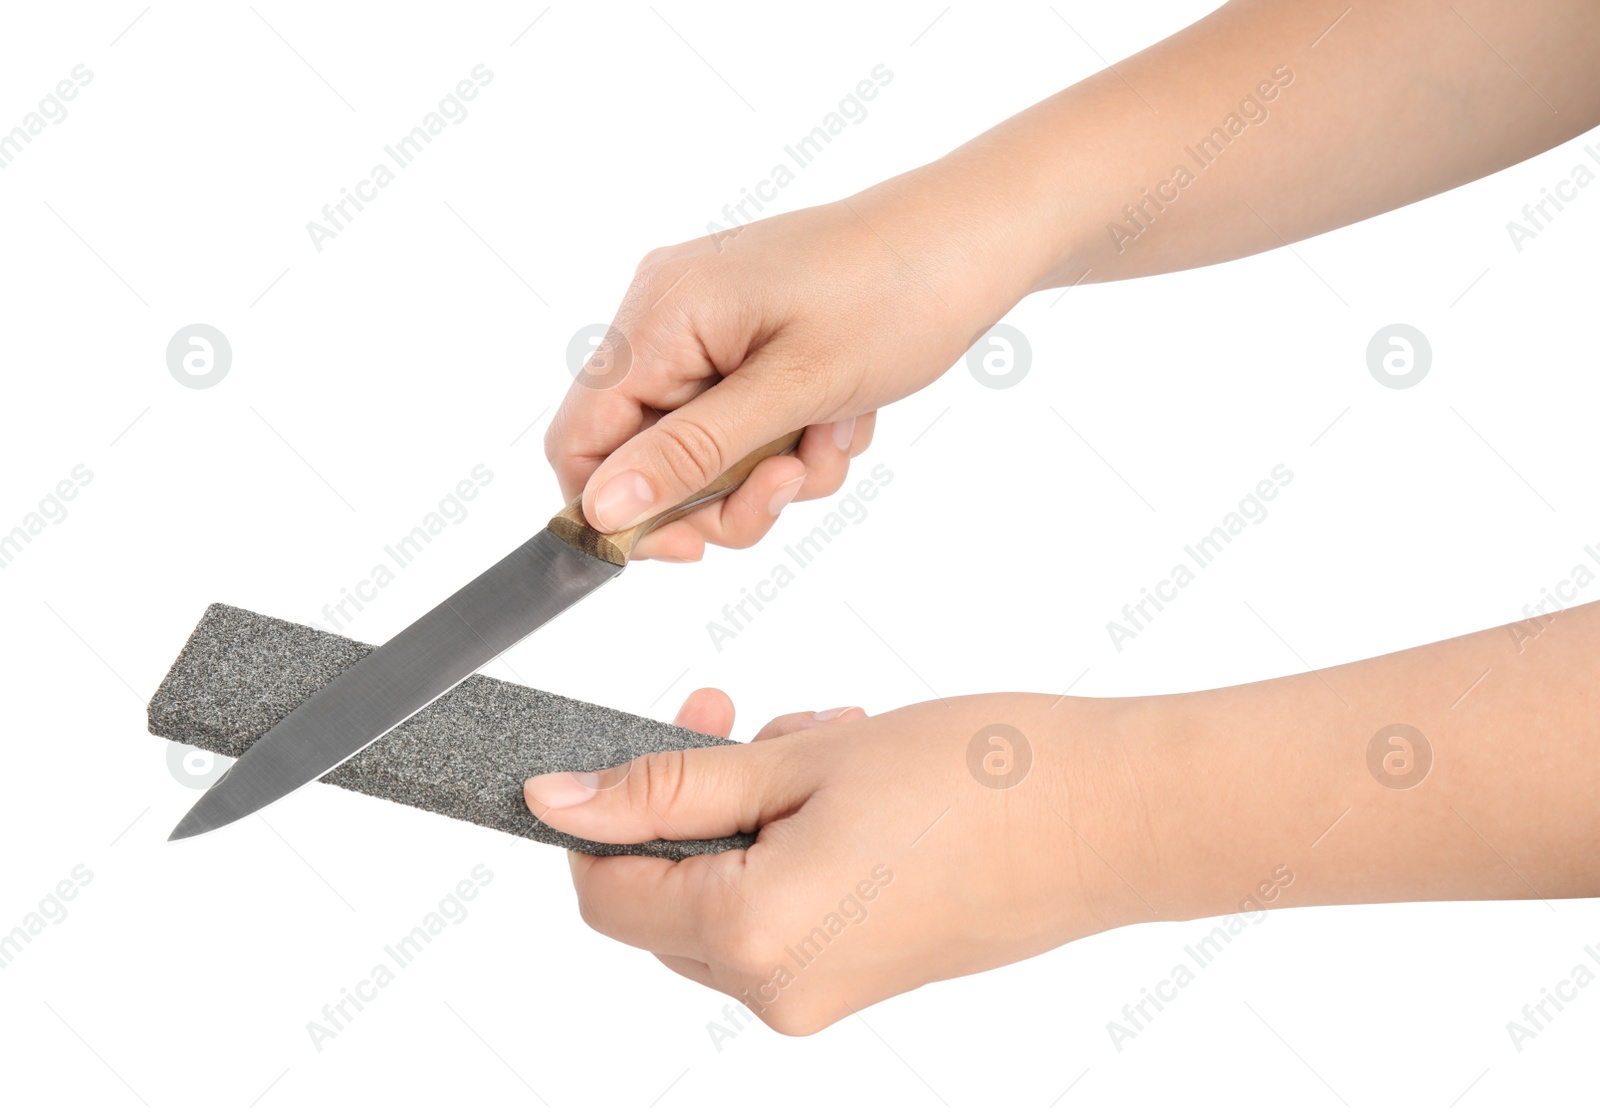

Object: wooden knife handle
[547,430,804,566]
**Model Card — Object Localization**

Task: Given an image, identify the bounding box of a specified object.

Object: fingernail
[812,706,859,722]
[593,471,655,532]
[525,770,601,808]
[768,475,804,516]
[831,417,856,451]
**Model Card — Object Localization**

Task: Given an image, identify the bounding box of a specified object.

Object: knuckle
[541,421,561,466]
[628,750,691,818]
[631,247,695,300]
[635,246,672,276]
[651,416,726,492]
[542,407,576,470]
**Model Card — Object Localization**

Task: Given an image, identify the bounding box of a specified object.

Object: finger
[628,520,705,563]
[525,736,812,844]
[631,454,806,561]
[568,845,748,959]
[847,410,877,458]
[788,410,876,502]
[672,687,735,738]
[631,411,879,558]
[544,374,661,503]
[751,706,867,741]
[792,421,852,501]
[580,353,825,534]
[544,303,719,501]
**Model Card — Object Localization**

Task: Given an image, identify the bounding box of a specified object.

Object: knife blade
[169,430,802,841]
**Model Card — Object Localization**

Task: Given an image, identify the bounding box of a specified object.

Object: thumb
[581,356,809,533]
[523,738,811,845]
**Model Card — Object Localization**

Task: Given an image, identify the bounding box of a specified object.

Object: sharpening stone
[146,603,751,859]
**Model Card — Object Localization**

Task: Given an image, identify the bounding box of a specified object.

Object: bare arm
[526,602,1600,1033]
[521,0,1600,1034]
[928,0,1600,291]
[1119,599,1600,919]
[545,0,1600,556]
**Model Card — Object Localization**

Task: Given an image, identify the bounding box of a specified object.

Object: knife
[168,430,802,841]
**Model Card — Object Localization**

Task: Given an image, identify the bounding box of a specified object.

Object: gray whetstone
[146,603,751,859]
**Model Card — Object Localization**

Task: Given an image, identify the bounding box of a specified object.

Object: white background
[2,2,1597,1111]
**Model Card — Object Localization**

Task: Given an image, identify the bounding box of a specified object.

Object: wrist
[1068,689,1341,928]
[848,156,1067,329]
[912,90,1118,297]
[1022,694,1188,934]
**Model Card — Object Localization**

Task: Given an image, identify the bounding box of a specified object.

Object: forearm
[1087,600,1600,925]
[868,0,1600,302]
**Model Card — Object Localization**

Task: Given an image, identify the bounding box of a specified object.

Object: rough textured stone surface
[147,603,750,859]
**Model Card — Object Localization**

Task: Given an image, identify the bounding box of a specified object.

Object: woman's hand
[525,599,1600,1033]
[543,181,1048,562]
[524,688,1147,1034]
[544,0,1600,562]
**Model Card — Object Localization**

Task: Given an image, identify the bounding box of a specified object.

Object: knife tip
[167,811,211,842]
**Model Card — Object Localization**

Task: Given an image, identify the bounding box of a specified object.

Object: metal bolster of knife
[546,429,805,566]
